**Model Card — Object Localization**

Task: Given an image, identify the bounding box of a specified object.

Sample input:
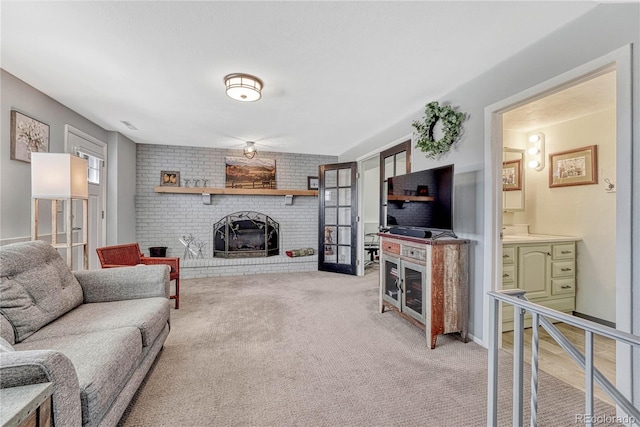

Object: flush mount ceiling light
[224,73,263,102]
[243,141,257,159]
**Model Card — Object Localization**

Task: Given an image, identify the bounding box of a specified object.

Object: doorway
[484,45,634,402]
[65,125,107,270]
[501,70,617,324]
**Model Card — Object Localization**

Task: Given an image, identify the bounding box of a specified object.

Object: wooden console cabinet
[379,233,469,348]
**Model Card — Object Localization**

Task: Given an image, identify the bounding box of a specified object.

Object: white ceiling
[1,1,599,156]
[503,70,616,132]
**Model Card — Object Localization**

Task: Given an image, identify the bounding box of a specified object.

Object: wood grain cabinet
[502,241,577,331]
[379,234,469,349]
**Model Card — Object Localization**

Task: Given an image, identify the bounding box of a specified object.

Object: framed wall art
[10,110,50,163]
[502,159,522,191]
[160,171,180,187]
[549,145,598,188]
[307,176,319,190]
[225,157,276,189]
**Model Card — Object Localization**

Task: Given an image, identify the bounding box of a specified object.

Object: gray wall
[339,3,640,346]
[0,70,108,242]
[107,132,137,245]
[135,144,336,258]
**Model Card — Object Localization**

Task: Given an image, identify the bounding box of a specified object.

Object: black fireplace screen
[213,211,279,258]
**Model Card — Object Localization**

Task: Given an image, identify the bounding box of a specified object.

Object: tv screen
[386,164,454,232]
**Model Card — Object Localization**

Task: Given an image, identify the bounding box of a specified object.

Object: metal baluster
[487,298,500,427]
[585,330,594,427]
[513,305,525,427]
[531,313,539,427]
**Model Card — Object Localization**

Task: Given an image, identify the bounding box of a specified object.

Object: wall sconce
[243,141,257,159]
[526,132,545,171]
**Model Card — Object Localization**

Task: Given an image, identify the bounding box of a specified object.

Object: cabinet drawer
[502,246,516,264]
[502,265,516,284]
[552,278,575,295]
[553,243,575,260]
[552,261,575,278]
[381,241,400,255]
[402,245,425,260]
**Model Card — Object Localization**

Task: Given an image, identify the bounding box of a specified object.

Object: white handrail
[487,289,640,427]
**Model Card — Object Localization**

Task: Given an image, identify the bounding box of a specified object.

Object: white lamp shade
[31,153,88,199]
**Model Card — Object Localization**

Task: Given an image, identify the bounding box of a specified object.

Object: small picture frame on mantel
[307,176,319,190]
[160,171,180,187]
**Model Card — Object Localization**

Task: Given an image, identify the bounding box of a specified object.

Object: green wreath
[412,101,465,159]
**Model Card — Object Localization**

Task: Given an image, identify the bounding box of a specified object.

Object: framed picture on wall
[225,157,276,189]
[160,171,180,187]
[307,176,319,190]
[10,110,50,163]
[549,145,598,188]
[502,159,522,191]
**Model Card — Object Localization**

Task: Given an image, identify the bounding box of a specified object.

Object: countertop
[502,234,581,244]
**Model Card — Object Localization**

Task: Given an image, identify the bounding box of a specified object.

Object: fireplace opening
[213,211,279,258]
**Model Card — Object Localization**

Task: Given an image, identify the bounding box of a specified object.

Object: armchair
[96,243,180,308]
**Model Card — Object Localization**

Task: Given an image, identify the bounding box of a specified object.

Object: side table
[0,383,53,427]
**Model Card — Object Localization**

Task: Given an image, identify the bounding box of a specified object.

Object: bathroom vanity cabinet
[502,238,579,331]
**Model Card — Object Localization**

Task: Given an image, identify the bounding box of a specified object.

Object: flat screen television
[386,164,455,238]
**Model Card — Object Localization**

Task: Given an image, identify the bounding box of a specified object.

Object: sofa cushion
[15,327,142,427]
[26,298,169,347]
[0,241,84,342]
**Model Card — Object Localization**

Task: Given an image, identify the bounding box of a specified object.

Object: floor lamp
[31,153,89,269]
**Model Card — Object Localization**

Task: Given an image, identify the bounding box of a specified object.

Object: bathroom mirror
[503,148,525,211]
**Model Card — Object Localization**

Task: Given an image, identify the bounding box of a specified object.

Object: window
[78,151,102,185]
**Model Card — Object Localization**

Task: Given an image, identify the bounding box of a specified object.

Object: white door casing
[483,45,634,407]
[65,125,107,270]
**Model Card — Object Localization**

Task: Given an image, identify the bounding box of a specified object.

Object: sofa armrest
[74,265,170,303]
[0,350,82,426]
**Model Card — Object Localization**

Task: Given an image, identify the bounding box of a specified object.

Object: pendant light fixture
[224,73,263,102]
[244,141,257,159]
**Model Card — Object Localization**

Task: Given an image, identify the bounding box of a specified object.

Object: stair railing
[487,289,640,427]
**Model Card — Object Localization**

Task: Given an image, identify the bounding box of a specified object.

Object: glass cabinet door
[380,254,401,309]
[401,260,426,323]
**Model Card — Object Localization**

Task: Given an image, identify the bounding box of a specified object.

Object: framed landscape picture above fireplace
[225,157,276,189]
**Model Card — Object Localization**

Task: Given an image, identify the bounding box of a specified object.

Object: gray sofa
[0,241,171,427]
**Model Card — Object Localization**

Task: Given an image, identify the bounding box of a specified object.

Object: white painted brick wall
[136,144,336,266]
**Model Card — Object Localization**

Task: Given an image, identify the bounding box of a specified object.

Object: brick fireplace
[136,144,337,277]
[213,211,279,258]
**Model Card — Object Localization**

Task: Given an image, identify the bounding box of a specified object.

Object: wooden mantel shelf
[154,186,318,196]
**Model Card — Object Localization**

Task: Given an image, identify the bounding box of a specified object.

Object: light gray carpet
[119,268,619,426]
